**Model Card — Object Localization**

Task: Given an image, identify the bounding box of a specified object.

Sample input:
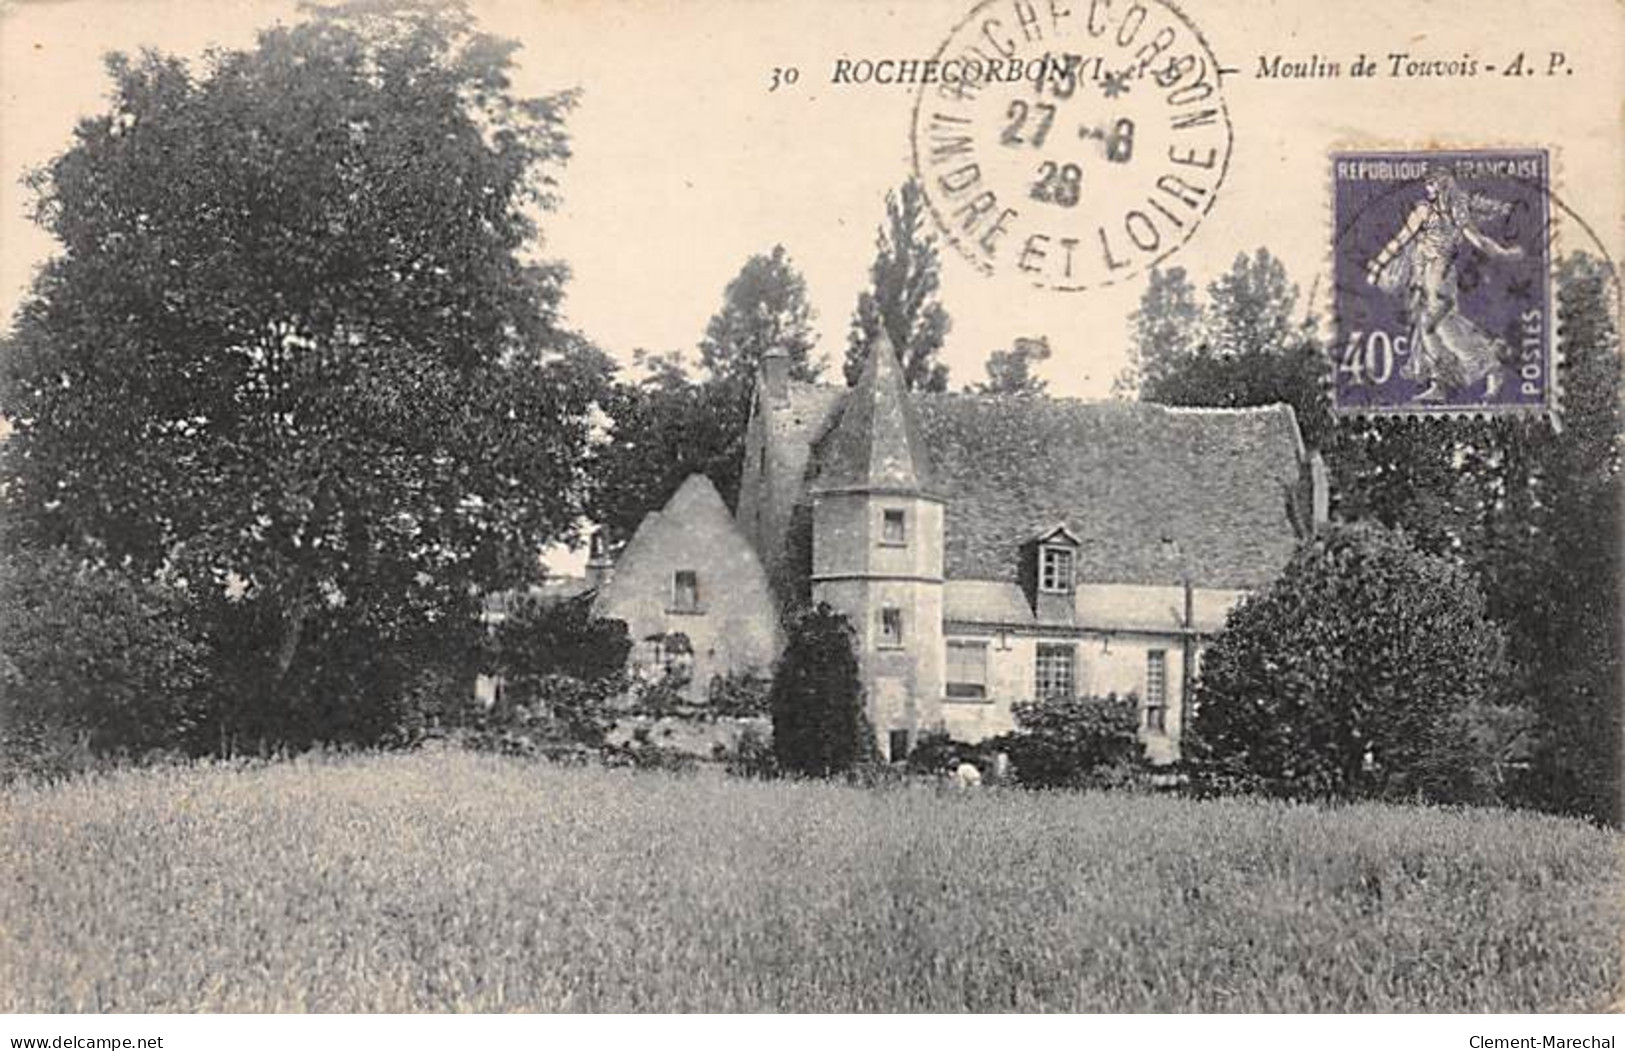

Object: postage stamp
[1331,149,1553,416]
[910,0,1232,292]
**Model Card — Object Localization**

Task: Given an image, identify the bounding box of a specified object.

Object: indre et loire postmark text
[911,0,1232,292]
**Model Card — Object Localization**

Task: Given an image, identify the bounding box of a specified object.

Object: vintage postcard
[0,0,1619,1026]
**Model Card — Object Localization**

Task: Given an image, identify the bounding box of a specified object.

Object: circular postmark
[910,0,1233,291]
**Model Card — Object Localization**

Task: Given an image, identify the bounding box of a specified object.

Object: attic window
[881,509,907,546]
[1039,546,1075,593]
[671,570,701,613]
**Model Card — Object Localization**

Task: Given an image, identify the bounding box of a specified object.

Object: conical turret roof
[812,330,937,495]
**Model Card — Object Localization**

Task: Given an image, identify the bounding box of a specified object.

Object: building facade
[733,333,1327,762]
[592,473,781,701]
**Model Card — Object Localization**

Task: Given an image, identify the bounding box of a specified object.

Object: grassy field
[1,751,1619,1012]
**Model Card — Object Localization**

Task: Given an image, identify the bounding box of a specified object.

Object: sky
[2,0,1620,403]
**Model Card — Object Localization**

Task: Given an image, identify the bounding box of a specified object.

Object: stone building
[725,332,1327,762]
[592,473,780,701]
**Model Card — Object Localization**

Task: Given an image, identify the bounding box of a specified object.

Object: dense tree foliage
[0,1,609,752]
[1123,252,1332,450]
[592,248,822,537]
[1130,247,1621,823]
[697,245,823,394]
[971,336,1051,397]
[1189,524,1511,803]
[992,693,1144,789]
[490,595,631,687]
[0,546,205,779]
[587,352,741,545]
[1324,258,1621,822]
[844,178,952,392]
[770,604,869,777]
[1114,266,1200,398]
[1454,256,1619,822]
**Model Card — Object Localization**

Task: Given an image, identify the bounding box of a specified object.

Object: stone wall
[936,629,1207,765]
[811,491,946,759]
[594,476,781,702]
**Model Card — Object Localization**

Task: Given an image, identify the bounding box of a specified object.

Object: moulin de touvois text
[1255,50,1573,79]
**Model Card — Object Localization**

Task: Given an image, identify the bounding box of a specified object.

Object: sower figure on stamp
[1364,166,1523,401]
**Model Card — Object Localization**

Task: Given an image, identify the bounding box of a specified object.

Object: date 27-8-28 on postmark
[1332,149,1553,416]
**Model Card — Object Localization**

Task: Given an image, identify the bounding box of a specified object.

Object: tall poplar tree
[844,178,952,392]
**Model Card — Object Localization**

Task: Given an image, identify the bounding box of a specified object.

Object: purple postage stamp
[1332,149,1552,416]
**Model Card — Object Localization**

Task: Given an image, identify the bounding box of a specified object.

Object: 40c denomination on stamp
[1332,149,1553,416]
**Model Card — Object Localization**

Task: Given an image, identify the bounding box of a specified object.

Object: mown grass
[1,750,1619,1012]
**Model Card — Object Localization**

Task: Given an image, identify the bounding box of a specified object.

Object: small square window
[881,509,907,546]
[1040,546,1074,593]
[671,570,700,613]
[879,607,904,648]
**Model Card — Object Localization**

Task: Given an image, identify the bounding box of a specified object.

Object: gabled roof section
[811,331,937,496]
[597,473,768,607]
[1031,525,1082,547]
[612,477,735,572]
[916,396,1307,589]
[653,475,738,540]
[757,382,1309,591]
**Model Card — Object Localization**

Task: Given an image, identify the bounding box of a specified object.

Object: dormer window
[1030,525,1081,595]
[1039,546,1074,593]
[881,509,907,546]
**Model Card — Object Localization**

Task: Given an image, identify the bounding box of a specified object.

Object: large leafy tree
[1124,248,1621,823]
[697,245,822,394]
[971,336,1051,397]
[1189,523,1511,804]
[1115,266,1202,398]
[844,178,952,392]
[1125,251,1332,450]
[594,248,821,534]
[588,352,738,546]
[1329,256,1620,823]
[0,1,611,749]
[1460,256,1620,823]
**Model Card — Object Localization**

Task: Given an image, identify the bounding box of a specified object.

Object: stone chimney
[584,530,614,590]
[759,345,790,405]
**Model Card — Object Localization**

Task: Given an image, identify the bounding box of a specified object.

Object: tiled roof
[916,395,1305,588]
[778,384,1307,590]
[811,332,936,495]
[944,580,1250,634]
